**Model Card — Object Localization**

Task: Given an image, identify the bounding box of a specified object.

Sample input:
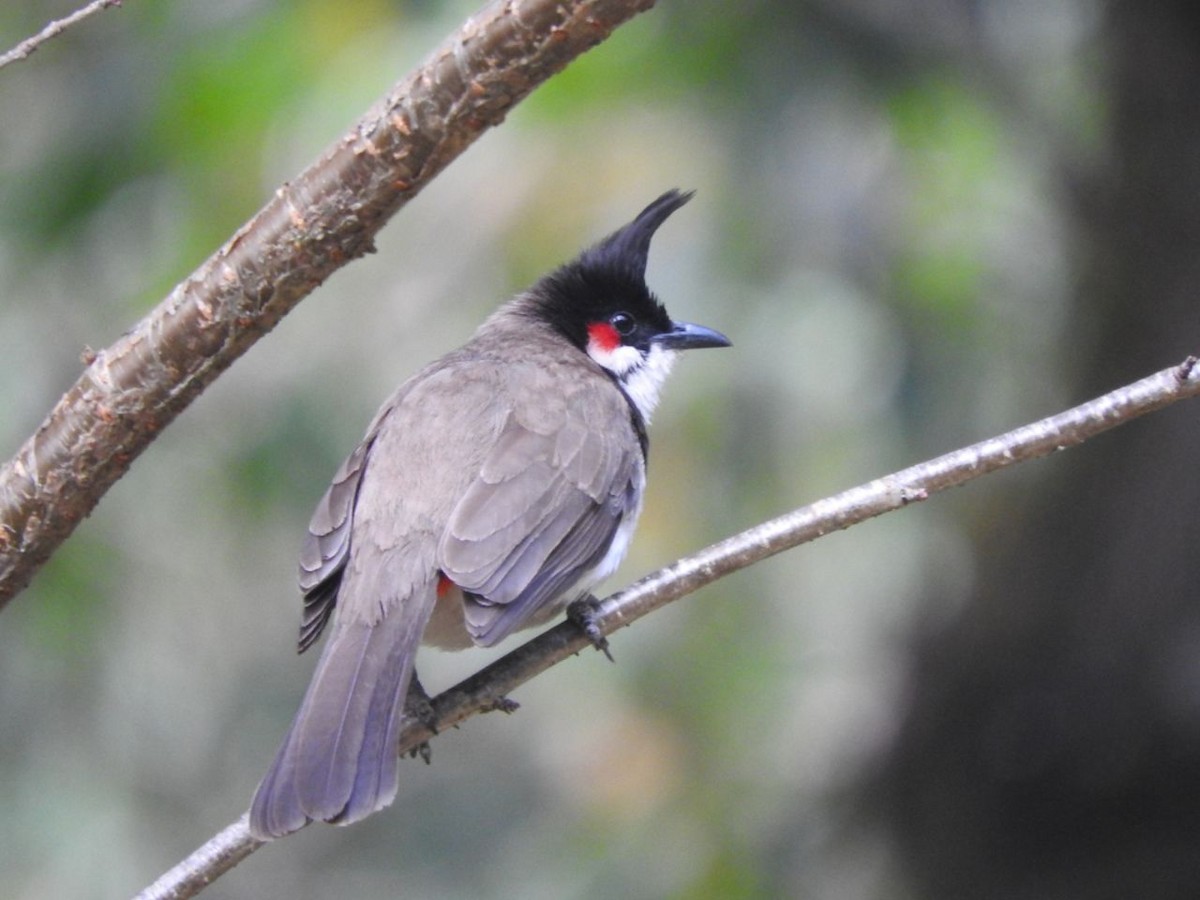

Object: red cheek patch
[587,322,620,353]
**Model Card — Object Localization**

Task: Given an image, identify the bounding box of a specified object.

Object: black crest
[527,189,694,350]
[578,189,694,284]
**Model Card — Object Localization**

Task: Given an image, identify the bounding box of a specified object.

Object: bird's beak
[654,321,732,351]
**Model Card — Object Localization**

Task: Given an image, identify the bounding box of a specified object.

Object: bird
[248,189,730,840]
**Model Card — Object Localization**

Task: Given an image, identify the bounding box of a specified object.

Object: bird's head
[526,190,730,421]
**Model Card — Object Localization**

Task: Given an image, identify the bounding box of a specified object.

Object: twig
[132,356,1200,900]
[135,815,261,900]
[0,0,123,71]
[0,0,657,609]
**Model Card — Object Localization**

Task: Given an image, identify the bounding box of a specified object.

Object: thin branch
[0,0,657,609]
[0,0,123,71]
[133,356,1200,900]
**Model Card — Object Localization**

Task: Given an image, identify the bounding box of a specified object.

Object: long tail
[249,588,435,840]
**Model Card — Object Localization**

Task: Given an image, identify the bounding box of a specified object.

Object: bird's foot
[404,673,438,764]
[567,594,613,662]
[405,672,439,733]
[484,695,520,714]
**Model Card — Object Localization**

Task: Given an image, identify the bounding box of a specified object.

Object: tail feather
[249,585,436,840]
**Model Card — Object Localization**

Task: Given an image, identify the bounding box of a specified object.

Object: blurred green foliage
[892,78,1001,322]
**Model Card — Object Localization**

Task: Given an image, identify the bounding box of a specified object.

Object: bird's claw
[404,672,439,735]
[401,675,438,764]
[567,594,614,662]
[485,695,520,714]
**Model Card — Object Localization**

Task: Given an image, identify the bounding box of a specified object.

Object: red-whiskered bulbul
[249,190,729,840]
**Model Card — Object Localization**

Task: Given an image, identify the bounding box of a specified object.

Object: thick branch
[0,0,657,609]
[134,357,1200,900]
[0,0,123,71]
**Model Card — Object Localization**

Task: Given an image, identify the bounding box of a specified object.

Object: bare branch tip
[0,0,125,72]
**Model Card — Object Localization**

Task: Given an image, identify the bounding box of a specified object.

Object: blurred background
[3,0,1199,897]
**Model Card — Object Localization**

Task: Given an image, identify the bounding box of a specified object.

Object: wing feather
[296,437,375,652]
[441,396,642,648]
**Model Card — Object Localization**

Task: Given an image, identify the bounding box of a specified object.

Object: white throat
[589,342,677,424]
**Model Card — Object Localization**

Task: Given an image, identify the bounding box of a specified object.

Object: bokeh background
[3,0,1200,897]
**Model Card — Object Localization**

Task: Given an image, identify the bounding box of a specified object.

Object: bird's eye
[610,312,635,336]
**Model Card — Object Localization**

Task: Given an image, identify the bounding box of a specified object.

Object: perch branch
[133,356,1200,900]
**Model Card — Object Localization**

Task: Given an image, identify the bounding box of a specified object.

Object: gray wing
[297,436,374,652]
[439,401,643,647]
